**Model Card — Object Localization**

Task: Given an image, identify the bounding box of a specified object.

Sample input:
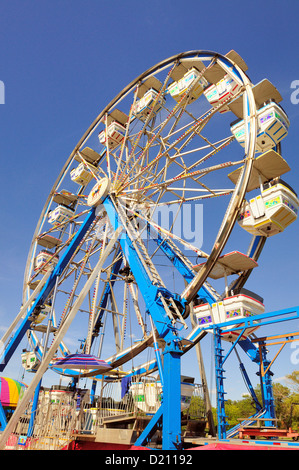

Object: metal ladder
[116,200,165,288]
[116,200,189,328]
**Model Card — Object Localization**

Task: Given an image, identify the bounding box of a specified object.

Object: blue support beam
[203,306,299,438]
[258,342,276,425]
[0,402,7,431]
[103,196,186,449]
[238,361,262,412]
[103,197,182,342]
[213,327,228,439]
[27,380,42,437]
[162,341,183,450]
[133,342,183,450]
[237,338,275,418]
[0,208,96,371]
[152,233,216,306]
[134,406,163,448]
[90,248,123,345]
[238,337,260,363]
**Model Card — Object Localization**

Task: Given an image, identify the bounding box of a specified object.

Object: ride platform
[238,425,299,441]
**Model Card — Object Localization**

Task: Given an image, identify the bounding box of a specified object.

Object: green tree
[225,397,257,429]
[224,381,299,431]
[285,371,299,392]
[272,382,291,428]
[193,373,299,434]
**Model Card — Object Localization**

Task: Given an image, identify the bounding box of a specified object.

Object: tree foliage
[222,372,299,431]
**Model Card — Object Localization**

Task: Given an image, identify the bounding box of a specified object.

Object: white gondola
[29,303,51,324]
[44,388,89,407]
[37,234,62,250]
[132,88,164,121]
[70,162,96,186]
[194,290,265,341]
[74,147,102,165]
[130,377,195,414]
[203,73,242,113]
[237,178,299,237]
[194,251,258,281]
[21,351,41,372]
[53,190,78,207]
[34,250,59,274]
[228,150,299,236]
[98,120,126,150]
[168,67,208,103]
[193,252,262,340]
[48,204,75,225]
[231,101,289,153]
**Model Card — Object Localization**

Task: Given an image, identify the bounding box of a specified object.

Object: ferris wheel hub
[87,177,111,207]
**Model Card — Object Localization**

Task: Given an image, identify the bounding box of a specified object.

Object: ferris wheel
[1,50,297,400]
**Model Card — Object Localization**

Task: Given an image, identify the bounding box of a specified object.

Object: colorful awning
[52,354,112,375]
[0,377,27,409]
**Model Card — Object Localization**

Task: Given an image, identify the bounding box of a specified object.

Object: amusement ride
[0,49,299,450]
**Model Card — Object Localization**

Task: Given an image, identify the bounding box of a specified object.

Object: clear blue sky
[0,0,299,401]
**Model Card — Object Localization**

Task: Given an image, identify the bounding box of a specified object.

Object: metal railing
[3,378,206,449]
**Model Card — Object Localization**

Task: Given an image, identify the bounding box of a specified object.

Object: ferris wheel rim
[22,50,260,377]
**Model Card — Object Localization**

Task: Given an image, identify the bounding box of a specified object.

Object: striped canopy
[52,354,112,374]
[0,377,27,409]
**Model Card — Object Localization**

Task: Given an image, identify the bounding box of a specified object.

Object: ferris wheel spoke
[54,225,123,338]
[144,190,234,208]
[53,221,109,331]
[168,108,235,164]
[116,63,177,187]
[175,136,236,175]
[116,96,193,190]
[120,159,241,200]
[77,150,101,183]
[114,86,141,183]
[119,99,233,193]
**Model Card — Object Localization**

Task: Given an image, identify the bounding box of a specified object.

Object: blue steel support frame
[152,233,216,306]
[232,337,275,418]
[0,402,7,431]
[259,342,276,425]
[134,341,183,450]
[27,380,42,437]
[201,307,299,438]
[213,327,228,439]
[103,197,184,341]
[149,231,282,440]
[162,341,183,449]
[238,337,260,363]
[103,196,184,449]
[153,231,277,431]
[0,207,97,372]
[238,361,262,412]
